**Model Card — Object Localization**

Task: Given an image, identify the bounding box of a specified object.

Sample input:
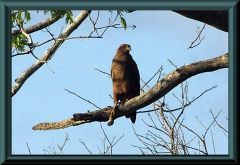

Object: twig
[94,68,110,76]
[26,142,31,155]
[138,86,217,114]
[141,66,163,90]
[188,24,206,49]
[97,123,124,155]
[100,123,112,154]
[141,118,170,138]
[210,130,216,154]
[210,109,228,133]
[65,88,101,110]
[167,59,178,69]
[195,116,207,130]
[79,139,92,155]
[57,133,70,155]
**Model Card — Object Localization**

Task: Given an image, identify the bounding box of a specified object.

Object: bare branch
[211,130,216,154]
[167,59,178,69]
[178,122,207,155]
[94,68,110,76]
[32,54,228,130]
[57,133,70,155]
[188,24,206,49]
[79,139,92,155]
[141,117,170,138]
[138,85,217,114]
[32,117,92,131]
[87,11,131,38]
[26,142,31,155]
[100,123,112,154]
[196,116,207,130]
[131,126,156,154]
[141,66,163,90]
[65,88,101,110]
[23,35,101,50]
[210,110,228,133]
[99,12,119,37]
[112,134,124,147]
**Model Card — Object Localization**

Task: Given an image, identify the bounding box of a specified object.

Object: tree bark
[32,53,228,131]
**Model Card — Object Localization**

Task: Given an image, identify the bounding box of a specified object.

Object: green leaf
[24,10,31,22]
[65,10,74,24]
[17,10,23,24]
[120,17,127,30]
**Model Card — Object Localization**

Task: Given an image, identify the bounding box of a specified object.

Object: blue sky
[12,10,228,155]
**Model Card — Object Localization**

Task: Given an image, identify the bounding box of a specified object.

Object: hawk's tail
[125,111,136,124]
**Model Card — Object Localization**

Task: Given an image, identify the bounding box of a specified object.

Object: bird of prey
[108,44,140,126]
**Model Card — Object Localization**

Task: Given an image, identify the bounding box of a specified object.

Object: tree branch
[12,10,91,97]
[172,11,228,32]
[12,15,61,37]
[188,24,206,49]
[32,53,228,131]
[125,10,228,32]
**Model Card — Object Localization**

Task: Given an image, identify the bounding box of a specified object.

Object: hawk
[108,44,140,126]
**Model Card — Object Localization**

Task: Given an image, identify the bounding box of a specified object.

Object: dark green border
[0,0,237,10]
[229,0,239,162]
[1,0,238,164]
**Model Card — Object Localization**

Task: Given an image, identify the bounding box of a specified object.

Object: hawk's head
[117,44,131,54]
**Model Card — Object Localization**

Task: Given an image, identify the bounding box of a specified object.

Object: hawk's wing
[124,55,140,123]
[128,55,140,96]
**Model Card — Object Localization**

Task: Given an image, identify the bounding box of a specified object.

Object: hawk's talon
[108,106,116,126]
[107,117,114,126]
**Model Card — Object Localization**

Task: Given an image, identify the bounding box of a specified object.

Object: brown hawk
[108,44,140,126]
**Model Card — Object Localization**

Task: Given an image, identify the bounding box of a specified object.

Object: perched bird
[108,44,140,126]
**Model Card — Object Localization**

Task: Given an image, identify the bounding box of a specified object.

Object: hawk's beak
[126,46,131,51]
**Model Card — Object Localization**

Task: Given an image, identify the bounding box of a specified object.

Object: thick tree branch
[12,15,61,37]
[172,11,228,32]
[32,53,228,131]
[127,10,228,32]
[12,10,91,97]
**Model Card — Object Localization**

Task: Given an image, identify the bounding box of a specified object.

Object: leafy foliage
[11,10,74,53]
[12,34,28,52]
[42,10,74,24]
[11,10,31,52]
